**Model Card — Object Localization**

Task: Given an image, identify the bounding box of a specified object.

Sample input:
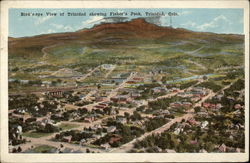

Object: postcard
[0,0,249,162]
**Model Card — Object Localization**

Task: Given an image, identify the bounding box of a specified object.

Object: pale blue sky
[9,8,244,38]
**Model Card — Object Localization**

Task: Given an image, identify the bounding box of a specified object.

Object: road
[186,60,207,70]
[110,112,193,153]
[15,114,117,153]
[12,74,235,153]
[215,66,244,71]
[42,43,63,59]
[83,90,97,101]
[77,66,100,81]
[110,82,234,153]
[104,65,116,78]
[81,72,137,110]
[186,46,205,55]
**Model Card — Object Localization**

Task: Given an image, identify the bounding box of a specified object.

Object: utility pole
[169,15,172,27]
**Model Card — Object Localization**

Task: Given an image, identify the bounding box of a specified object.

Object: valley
[8,18,245,153]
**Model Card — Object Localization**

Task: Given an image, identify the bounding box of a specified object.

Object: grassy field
[9,30,244,92]
[58,123,80,130]
[22,131,53,138]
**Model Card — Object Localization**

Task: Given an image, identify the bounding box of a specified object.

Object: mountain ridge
[8,18,244,58]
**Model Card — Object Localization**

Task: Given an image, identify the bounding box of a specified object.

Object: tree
[12,148,17,153]
[203,75,208,81]
[194,106,201,113]
[124,112,130,118]
[42,124,59,133]
[51,81,57,86]
[57,79,62,83]
[17,146,22,152]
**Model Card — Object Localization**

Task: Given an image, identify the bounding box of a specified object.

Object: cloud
[196,15,232,31]
[179,11,192,16]
[160,15,169,26]
[34,10,62,26]
[51,23,74,31]
[34,16,54,25]
[51,23,64,29]
[181,21,197,28]
[81,16,104,28]
[40,29,56,35]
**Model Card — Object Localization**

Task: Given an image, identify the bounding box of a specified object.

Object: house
[165,149,176,153]
[107,126,116,133]
[199,149,208,153]
[235,148,241,153]
[132,77,144,82]
[101,64,114,70]
[187,119,197,125]
[99,103,108,107]
[191,97,201,102]
[201,121,209,129]
[116,116,127,124]
[95,105,107,109]
[110,95,131,104]
[62,135,72,143]
[174,128,183,135]
[216,103,223,109]
[79,95,85,100]
[152,87,167,94]
[93,124,102,129]
[161,110,170,115]
[170,102,182,108]
[190,140,198,145]
[41,118,53,125]
[170,87,179,93]
[214,94,223,100]
[234,104,243,109]
[126,81,136,84]
[202,102,216,109]
[191,87,205,92]
[95,96,105,102]
[16,125,22,134]
[218,143,227,152]
[197,111,209,117]
[109,134,122,144]
[20,80,29,84]
[182,102,192,108]
[101,143,111,150]
[192,91,206,97]
[130,93,141,98]
[83,116,95,123]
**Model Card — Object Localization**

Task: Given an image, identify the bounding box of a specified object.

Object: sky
[9,8,244,38]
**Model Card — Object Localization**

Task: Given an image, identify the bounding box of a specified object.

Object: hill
[8,18,243,59]
[8,18,244,84]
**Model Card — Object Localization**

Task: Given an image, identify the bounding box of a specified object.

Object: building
[152,87,168,94]
[116,116,127,124]
[109,134,122,144]
[107,126,117,133]
[110,95,131,104]
[101,64,115,70]
[218,143,227,152]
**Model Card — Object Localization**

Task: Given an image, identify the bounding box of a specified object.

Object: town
[8,63,245,153]
[8,15,245,153]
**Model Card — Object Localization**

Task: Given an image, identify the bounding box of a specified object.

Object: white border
[1,1,249,162]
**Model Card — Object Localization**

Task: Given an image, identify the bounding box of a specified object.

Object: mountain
[8,18,244,59]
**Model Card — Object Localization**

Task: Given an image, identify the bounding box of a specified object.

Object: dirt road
[110,82,234,153]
